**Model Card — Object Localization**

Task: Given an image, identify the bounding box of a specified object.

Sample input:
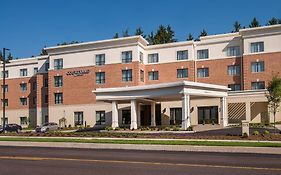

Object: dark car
[0,124,22,133]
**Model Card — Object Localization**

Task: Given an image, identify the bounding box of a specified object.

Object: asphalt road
[0,146,280,175]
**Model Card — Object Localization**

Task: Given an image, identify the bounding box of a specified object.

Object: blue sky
[0,0,280,58]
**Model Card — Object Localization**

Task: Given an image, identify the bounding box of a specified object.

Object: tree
[113,33,119,38]
[233,21,241,32]
[40,46,48,55]
[135,27,145,38]
[249,17,260,28]
[7,53,13,60]
[122,29,130,37]
[146,25,177,45]
[199,29,208,37]
[266,75,281,134]
[57,41,80,46]
[186,33,193,41]
[146,32,155,44]
[267,17,280,25]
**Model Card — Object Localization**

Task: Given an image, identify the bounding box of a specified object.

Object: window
[74,112,83,126]
[251,42,264,53]
[197,49,209,59]
[1,70,8,78]
[121,51,132,63]
[54,59,63,70]
[251,61,264,73]
[96,72,105,84]
[122,110,131,124]
[122,69,132,82]
[45,62,49,71]
[177,50,188,60]
[33,97,37,105]
[228,65,240,76]
[44,78,48,87]
[1,85,8,93]
[139,52,144,63]
[96,111,106,125]
[20,117,28,125]
[32,82,37,91]
[20,69,28,77]
[177,68,188,78]
[228,84,241,91]
[170,108,182,125]
[20,98,27,105]
[54,93,63,104]
[1,117,8,125]
[140,70,144,82]
[227,46,240,56]
[20,83,27,92]
[2,99,8,107]
[148,71,159,80]
[148,53,159,63]
[44,95,48,104]
[251,81,265,90]
[54,76,63,87]
[197,68,209,77]
[34,67,38,74]
[95,54,105,66]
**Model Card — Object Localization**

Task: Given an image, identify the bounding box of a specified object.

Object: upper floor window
[228,65,240,76]
[122,51,132,63]
[227,46,240,56]
[54,59,63,70]
[54,93,63,104]
[96,111,106,125]
[197,68,209,77]
[1,70,8,78]
[148,53,159,63]
[177,68,188,78]
[54,76,63,87]
[139,52,144,63]
[34,67,38,74]
[197,49,209,59]
[251,42,264,53]
[20,98,27,106]
[1,85,8,93]
[122,69,132,82]
[228,84,241,91]
[95,54,105,66]
[177,50,188,60]
[251,61,264,73]
[140,70,144,82]
[148,71,159,80]
[96,72,105,84]
[20,69,28,77]
[251,81,265,90]
[45,62,49,71]
[20,83,27,92]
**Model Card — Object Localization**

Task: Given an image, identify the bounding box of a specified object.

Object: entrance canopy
[93,81,229,130]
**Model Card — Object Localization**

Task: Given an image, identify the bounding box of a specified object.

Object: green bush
[241,132,248,138]
[253,130,259,135]
[264,130,270,135]
[164,127,171,131]
[114,127,121,131]
[105,126,113,131]
[186,126,193,131]
[172,126,180,131]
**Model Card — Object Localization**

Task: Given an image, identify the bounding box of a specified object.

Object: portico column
[111,101,119,129]
[182,94,191,130]
[137,102,141,127]
[245,101,251,122]
[130,100,138,130]
[220,97,228,127]
[151,102,156,127]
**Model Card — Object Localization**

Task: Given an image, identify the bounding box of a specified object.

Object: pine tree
[135,27,145,37]
[122,29,130,37]
[267,17,278,25]
[113,33,119,38]
[7,53,13,60]
[146,32,155,45]
[40,46,48,55]
[199,29,208,37]
[249,17,260,28]
[186,33,193,41]
[233,21,241,32]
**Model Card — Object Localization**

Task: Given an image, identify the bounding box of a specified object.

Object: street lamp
[1,48,10,133]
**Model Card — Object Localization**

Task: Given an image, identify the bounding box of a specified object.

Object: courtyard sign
[66,69,90,77]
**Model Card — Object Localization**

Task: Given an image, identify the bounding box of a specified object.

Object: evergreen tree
[40,46,48,55]
[7,53,13,60]
[148,25,177,45]
[113,33,119,38]
[135,27,145,37]
[146,32,155,45]
[267,17,279,25]
[199,29,208,37]
[186,33,193,41]
[249,17,260,28]
[122,29,130,37]
[233,21,241,32]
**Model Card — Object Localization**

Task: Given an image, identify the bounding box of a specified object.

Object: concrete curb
[0,141,280,155]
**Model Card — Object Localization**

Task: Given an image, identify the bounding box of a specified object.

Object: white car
[36,122,58,133]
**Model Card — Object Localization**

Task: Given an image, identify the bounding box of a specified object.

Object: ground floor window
[74,112,83,126]
[122,110,131,125]
[170,108,182,125]
[20,117,28,125]
[96,111,106,125]
[198,106,218,124]
[1,117,8,124]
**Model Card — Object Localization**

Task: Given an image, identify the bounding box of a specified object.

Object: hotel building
[1,24,281,129]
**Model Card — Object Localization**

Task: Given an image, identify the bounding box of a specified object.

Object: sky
[0,0,280,58]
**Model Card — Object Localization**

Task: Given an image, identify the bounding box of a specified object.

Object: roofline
[200,32,240,40]
[146,40,194,49]
[239,24,281,33]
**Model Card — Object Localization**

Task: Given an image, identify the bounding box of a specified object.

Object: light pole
[2,48,10,133]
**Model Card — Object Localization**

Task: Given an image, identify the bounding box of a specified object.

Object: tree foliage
[7,53,13,60]
[233,21,241,32]
[113,33,119,38]
[146,25,177,45]
[40,46,48,56]
[186,33,193,41]
[135,27,145,38]
[57,41,80,46]
[122,29,130,37]
[199,29,208,37]
[249,17,260,28]
[267,17,281,25]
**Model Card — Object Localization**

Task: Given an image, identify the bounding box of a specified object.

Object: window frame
[95,54,105,66]
[177,68,188,78]
[122,69,133,82]
[54,76,63,87]
[228,84,241,91]
[54,93,63,104]
[96,72,105,84]
[251,81,265,90]
[177,50,188,60]
[227,46,240,56]
[96,111,106,125]
[197,49,209,59]
[54,59,63,70]
[74,111,84,126]
[250,42,264,53]
[20,83,27,92]
[251,61,265,73]
[20,68,28,77]
[121,51,133,63]
[228,65,241,76]
[197,68,209,78]
[20,98,28,106]
[148,53,159,63]
[148,71,159,80]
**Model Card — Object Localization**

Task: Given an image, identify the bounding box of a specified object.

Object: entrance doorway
[198,106,218,124]
[140,104,162,126]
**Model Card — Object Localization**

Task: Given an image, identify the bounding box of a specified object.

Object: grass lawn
[0,137,280,147]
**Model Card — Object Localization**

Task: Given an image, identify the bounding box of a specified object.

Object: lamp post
[2,48,10,133]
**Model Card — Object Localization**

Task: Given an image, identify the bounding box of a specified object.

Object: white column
[137,102,141,127]
[245,101,251,122]
[111,101,119,129]
[130,100,138,130]
[220,97,228,127]
[151,102,156,127]
[182,94,191,130]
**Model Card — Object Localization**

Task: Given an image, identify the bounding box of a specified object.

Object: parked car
[35,122,58,133]
[0,124,22,133]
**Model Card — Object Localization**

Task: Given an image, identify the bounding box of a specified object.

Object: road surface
[0,146,280,175]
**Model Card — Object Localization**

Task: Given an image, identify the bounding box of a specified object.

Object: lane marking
[0,156,280,171]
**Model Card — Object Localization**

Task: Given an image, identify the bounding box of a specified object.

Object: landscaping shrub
[172,126,180,131]
[164,127,171,131]
[253,130,259,135]
[186,126,193,131]
[241,132,248,138]
[264,130,270,135]
[114,127,121,131]
[105,126,113,131]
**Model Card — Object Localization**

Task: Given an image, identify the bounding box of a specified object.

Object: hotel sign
[66,69,90,77]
